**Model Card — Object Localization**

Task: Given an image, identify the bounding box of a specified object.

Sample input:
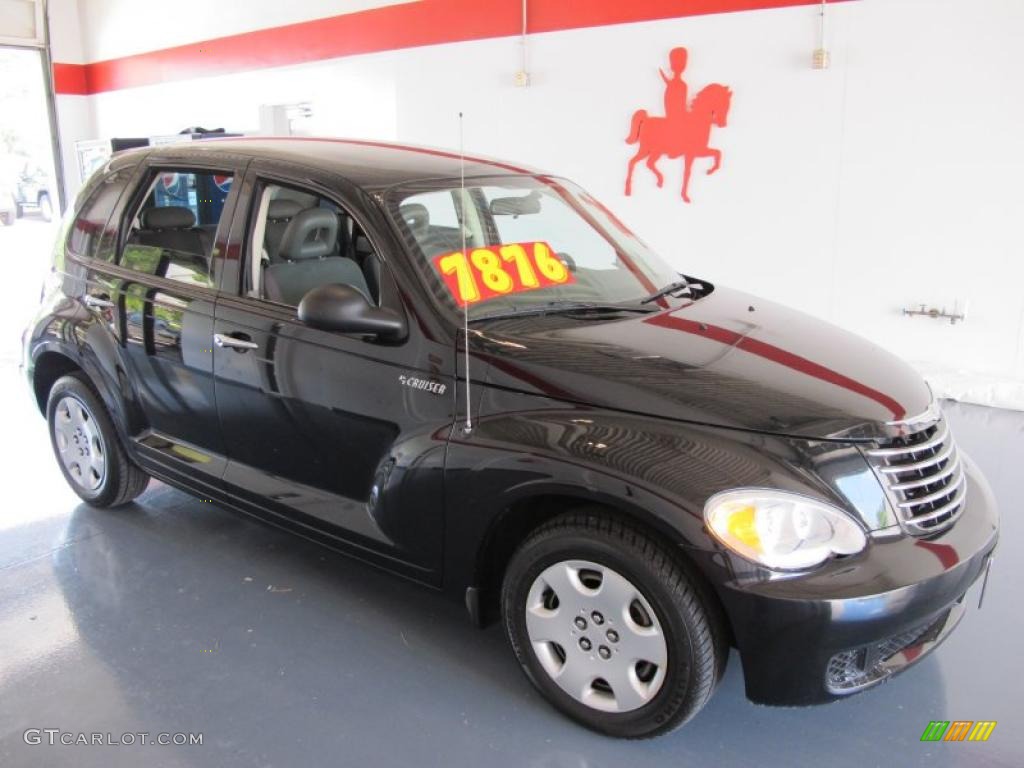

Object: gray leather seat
[262,208,371,306]
[136,206,206,258]
[264,199,303,262]
[399,203,430,236]
[354,233,382,303]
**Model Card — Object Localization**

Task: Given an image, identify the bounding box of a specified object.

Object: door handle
[84,294,115,309]
[214,333,259,351]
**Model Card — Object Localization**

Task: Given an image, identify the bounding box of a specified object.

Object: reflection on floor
[0,363,1021,766]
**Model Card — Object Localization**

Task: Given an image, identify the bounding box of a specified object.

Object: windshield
[386,175,682,319]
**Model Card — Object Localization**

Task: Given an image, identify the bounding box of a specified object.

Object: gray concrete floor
[1,220,1021,767]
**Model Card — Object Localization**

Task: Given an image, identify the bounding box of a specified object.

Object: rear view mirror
[489,191,541,216]
[297,283,406,341]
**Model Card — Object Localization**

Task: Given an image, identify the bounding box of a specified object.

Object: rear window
[148,170,233,228]
[67,169,133,260]
[118,169,235,290]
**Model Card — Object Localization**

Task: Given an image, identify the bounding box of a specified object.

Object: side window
[67,169,132,260]
[120,169,234,289]
[246,182,381,308]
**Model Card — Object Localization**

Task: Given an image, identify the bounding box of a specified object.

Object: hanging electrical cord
[515,0,530,86]
[813,0,830,69]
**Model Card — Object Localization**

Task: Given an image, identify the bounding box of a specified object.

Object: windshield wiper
[640,279,693,304]
[468,302,655,324]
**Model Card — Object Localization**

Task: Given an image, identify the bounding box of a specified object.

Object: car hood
[471,286,932,440]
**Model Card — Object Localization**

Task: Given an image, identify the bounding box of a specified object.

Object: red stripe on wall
[644,312,907,420]
[54,0,850,95]
[52,62,89,95]
[528,0,844,32]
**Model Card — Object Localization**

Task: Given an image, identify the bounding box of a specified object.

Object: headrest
[278,208,338,261]
[273,189,319,209]
[268,199,303,221]
[354,234,373,255]
[399,203,429,232]
[141,206,195,230]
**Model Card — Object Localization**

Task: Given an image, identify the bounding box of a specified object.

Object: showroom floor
[1,224,1021,767]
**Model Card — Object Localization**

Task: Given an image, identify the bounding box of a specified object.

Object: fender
[26,269,149,452]
[441,384,887,611]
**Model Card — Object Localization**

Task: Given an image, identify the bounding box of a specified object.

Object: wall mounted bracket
[902,303,967,325]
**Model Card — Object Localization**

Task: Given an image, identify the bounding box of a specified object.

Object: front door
[212,168,453,581]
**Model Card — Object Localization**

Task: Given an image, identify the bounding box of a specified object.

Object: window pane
[247,182,380,307]
[121,170,234,289]
[483,187,619,270]
[152,170,233,228]
[67,169,131,259]
[388,176,679,318]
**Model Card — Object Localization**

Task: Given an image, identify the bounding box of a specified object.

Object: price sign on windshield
[433,241,575,307]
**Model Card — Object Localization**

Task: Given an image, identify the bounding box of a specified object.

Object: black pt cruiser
[22,138,998,738]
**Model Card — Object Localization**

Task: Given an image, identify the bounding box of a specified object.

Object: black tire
[46,372,150,507]
[502,510,727,738]
[0,212,11,226]
[14,203,24,219]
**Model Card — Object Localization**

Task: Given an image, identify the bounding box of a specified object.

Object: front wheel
[47,373,150,507]
[502,511,727,738]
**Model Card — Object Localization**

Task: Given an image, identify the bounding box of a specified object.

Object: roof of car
[136,136,546,190]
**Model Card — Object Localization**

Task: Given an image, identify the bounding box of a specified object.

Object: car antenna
[458,111,473,436]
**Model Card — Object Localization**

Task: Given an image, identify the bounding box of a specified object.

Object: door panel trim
[69,252,219,303]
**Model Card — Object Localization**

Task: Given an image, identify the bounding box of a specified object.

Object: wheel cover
[53,395,107,491]
[525,559,668,713]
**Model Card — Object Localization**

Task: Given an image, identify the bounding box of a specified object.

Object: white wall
[77,0,416,61]
[52,0,1024,408]
[47,0,94,207]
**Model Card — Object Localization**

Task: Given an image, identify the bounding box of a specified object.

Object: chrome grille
[865,418,966,535]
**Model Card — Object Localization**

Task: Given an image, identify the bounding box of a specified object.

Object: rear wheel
[38,192,53,222]
[0,212,12,226]
[47,373,150,507]
[502,511,726,738]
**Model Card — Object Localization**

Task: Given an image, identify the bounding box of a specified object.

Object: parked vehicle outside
[0,183,15,226]
[12,159,54,221]
[21,139,998,737]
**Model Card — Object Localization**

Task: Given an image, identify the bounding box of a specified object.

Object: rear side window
[119,169,234,289]
[67,169,132,260]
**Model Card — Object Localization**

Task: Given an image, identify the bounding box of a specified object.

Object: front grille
[865,418,966,536]
[826,609,950,694]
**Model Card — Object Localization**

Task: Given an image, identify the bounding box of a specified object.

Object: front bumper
[692,455,998,706]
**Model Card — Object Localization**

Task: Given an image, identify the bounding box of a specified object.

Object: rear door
[110,160,243,488]
[211,162,454,581]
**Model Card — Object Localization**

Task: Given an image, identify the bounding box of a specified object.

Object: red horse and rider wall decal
[625,47,733,203]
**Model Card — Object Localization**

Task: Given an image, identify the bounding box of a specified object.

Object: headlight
[704,489,867,570]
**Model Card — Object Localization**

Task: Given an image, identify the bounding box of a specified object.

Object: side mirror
[297,283,406,340]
